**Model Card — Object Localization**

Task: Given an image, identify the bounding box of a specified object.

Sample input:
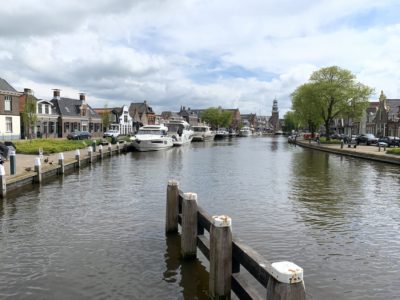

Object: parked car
[67,131,92,140]
[356,133,378,145]
[377,136,400,147]
[103,130,119,138]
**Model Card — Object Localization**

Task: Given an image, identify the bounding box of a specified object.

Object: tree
[101,104,110,131]
[291,66,373,139]
[291,83,323,134]
[200,108,232,129]
[283,111,299,133]
[21,94,37,140]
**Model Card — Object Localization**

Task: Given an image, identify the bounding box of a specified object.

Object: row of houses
[0,78,158,140]
[0,77,282,140]
[333,91,400,137]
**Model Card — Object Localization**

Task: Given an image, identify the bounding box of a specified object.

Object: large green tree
[283,111,299,133]
[291,66,374,139]
[201,107,232,129]
[21,94,37,140]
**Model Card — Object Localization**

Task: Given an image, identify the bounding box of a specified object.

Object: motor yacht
[130,125,173,151]
[239,126,252,137]
[165,119,194,146]
[192,125,215,141]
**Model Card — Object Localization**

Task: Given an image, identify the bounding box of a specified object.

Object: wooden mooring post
[58,153,65,174]
[34,157,42,183]
[0,164,6,197]
[166,180,307,300]
[75,149,81,168]
[165,180,179,233]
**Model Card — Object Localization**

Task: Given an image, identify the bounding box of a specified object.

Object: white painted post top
[0,164,5,176]
[75,149,80,156]
[270,261,303,284]
[168,180,178,186]
[88,146,93,152]
[212,215,232,227]
[34,157,41,166]
[108,143,111,147]
[10,150,15,156]
[99,145,103,150]
[183,192,197,201]
[58,153,64,160]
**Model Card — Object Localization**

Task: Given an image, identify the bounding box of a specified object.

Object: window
[45,105,49,114]
[6,117,12,132]
[5,96,12,111]
[38,104,43,114]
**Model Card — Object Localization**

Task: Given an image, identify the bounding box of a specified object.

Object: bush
[318,137,342,144]
[386,148,400,155]
[14,139,91,155]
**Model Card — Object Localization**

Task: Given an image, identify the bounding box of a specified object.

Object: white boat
[215,128,229,139]
[130,125,173,151]
[192,125,215,142]
[239,126,252,137]
[165,119,194,146]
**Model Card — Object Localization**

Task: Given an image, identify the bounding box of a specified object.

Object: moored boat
[130,125,173,152]
[165,119,194,146]
[192,124,215,141]
[239,126,252,137]
[214,128,229,139]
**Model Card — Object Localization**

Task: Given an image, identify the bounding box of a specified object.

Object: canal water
[0,137,399,299]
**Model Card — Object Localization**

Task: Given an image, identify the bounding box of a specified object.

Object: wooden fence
[166,180,307,300]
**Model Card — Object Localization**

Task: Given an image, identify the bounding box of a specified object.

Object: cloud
[1,0,399,116]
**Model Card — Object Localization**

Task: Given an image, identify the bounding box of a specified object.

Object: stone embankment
[0,143,128,196]
[296,139,400,165]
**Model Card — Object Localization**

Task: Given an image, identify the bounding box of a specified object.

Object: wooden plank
[232,238,272,288]
[198,206,212,232]
[231,273,264,300]
[197,235,210,260]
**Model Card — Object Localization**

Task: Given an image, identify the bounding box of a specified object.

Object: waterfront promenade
[295,139,400,165]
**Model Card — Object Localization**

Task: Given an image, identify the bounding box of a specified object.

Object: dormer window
[38,103,43,114]
[45,105,49,114]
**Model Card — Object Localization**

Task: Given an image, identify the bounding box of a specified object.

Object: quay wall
[296,140,400,165]
[2,145,128,195]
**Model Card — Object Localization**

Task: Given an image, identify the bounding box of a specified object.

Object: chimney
[24,88,33,95]
[53,89,61,100]
[79,93,86,103]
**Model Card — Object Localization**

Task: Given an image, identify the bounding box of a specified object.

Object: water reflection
[163,234,209,299]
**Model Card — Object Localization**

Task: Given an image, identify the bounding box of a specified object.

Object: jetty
[166,180,306,300]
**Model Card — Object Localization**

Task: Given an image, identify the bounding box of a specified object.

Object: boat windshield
[193,127,206,132]
[166,124,183,133]
[137,129,166,135]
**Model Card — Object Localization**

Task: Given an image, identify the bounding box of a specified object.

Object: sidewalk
[3,145,116,179]
[296,139,400,165]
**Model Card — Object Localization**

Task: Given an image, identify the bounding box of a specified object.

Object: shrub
[386,148,400,155]
[14,139,90,155]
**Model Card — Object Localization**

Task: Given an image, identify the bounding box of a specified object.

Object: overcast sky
[1,0,399,116]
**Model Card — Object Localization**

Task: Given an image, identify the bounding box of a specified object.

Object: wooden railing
[166,180,307,300]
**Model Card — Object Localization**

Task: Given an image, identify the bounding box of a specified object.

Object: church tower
[270,98,280,132]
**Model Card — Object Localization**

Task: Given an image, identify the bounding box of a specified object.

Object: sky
[1,0,400,116]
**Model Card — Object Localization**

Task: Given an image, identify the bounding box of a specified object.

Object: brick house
[50,89,102,138]
[0,78,21,140]
[129,101,156,131]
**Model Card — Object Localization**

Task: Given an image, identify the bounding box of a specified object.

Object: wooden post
[99,145,103,160]
[266,261,306,300]
[58,153,65,174]
[88,146,93,164]
[181,192,198,258]
[75,149,81,168]
[0,164,6,197]
[165,180,179,234]
[34,157,42,183]
[117,142,121,154]
[209,215,232,299]
[108,143,112,156]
